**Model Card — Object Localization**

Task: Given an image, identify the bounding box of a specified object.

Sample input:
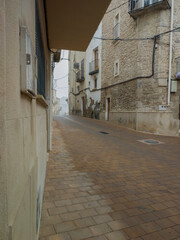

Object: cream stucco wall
[0,0,51,239]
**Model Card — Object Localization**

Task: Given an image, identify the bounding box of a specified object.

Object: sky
[53,50,69,99]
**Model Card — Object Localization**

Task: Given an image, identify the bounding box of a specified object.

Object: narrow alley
[40,116,180,240]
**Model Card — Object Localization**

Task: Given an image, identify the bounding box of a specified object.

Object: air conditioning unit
[176,57,180,80]
[171,80,177,93]
[20,26,37,96]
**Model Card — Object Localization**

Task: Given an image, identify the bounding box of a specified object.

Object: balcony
[76,70,85,83]
[113,23,120,40]
[129,0,170,18]
[89,60,99,75]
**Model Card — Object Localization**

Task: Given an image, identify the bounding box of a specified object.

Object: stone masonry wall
[101,0,180,135]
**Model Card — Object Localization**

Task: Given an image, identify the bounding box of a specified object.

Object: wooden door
[82,97,86,117]
[107,98,110,121]
[94,48,99,70]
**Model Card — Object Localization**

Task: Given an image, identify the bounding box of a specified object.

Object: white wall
[86,22,102,109]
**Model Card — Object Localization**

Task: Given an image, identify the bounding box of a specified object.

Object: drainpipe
[49,72,52,151]
[49,56,54,152]
[167,0,174,106]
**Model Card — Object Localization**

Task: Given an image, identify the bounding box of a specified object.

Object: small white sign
[159,105,167,111]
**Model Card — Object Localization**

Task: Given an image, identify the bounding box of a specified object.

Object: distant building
[69,23,102,119]
[69,51,86,116]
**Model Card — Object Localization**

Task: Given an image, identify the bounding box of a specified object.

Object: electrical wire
[105,1,129,14]
[155,26,180,37]
[70,36,157,96]
[94,26,180,42]
[54,74,69,81]
[60,58,70,61]
[71,26,180,96]
[54,86,68,90]
[94,36,153,41]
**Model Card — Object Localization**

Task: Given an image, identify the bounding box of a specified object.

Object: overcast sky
[53,50,69,99]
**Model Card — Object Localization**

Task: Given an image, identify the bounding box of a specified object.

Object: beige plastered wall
[69,51,86,116]
[0,0,51,239]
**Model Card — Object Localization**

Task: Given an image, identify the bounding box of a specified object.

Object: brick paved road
[39,116,180,240]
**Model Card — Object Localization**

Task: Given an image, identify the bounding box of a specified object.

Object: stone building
[69,23,102,119]
[0,0,111,239]
[100,0,180,136]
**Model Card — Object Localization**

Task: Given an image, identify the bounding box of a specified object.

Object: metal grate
[100,131,109,135]
[138,139,164,145]
[35,0,46,98]
[89,59,99,75]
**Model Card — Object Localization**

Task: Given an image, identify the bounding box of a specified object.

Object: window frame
[113,12,120,39]
[114,60,120,77]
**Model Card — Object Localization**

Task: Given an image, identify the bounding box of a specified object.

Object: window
[20,26,37,96]
[89,48,99,75]
[94,77,97,89]
[94,48,99,70]
[81,59,85,80]
[77,86,80,92]
[114,60,119,77]
[114,13,120,39]
[130,0,163,11]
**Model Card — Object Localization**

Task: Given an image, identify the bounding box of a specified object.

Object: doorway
[94,48,99,71]
[105,98,110,121]
[81,97,86,117]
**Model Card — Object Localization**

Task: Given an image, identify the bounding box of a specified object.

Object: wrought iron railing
[76,70,85,82]
[129,0,165,12]
[89,60,99,75]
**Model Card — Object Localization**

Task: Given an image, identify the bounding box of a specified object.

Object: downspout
[49,59,53,151]
[167,0,174,106]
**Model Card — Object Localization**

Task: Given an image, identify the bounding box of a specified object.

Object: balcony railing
[76,70,85,82]
[129,0,170,18]
[89,60,99,75]
[113,23,120,40]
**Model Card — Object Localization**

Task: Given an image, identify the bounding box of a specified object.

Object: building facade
[0,0,111,239]
[69,23,102,119]
[69,51,86,116]
[0,1,52,239]
[100,0,180,136]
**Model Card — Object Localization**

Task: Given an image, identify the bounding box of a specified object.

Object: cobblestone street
[39,116,180,240]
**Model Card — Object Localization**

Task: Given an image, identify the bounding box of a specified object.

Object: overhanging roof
[45,0,111,51]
